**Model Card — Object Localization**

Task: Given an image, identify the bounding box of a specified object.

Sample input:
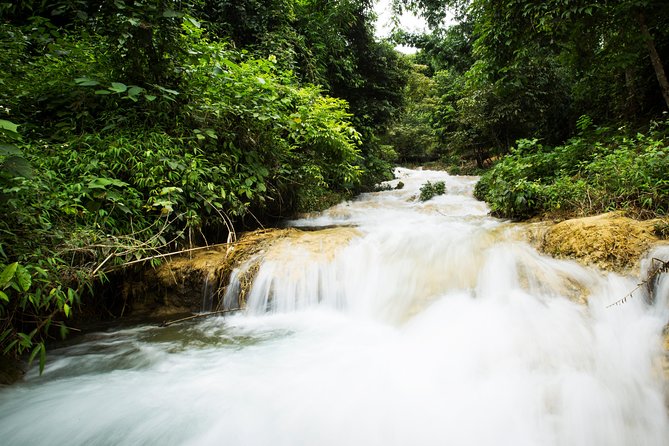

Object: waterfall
[0,168,667,446]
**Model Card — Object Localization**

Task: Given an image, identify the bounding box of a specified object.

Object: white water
[1,168,668,446]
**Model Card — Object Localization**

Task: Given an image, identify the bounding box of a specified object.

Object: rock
[135,227,360,319]
[142,229,293,316]
[0,356,24,385]
[539,212,667,272]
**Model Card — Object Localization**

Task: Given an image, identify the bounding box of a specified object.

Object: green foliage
[384,63,441,162]
[397,21,475,75]
[419,181,446,201]
[397,0,669,172]
[0,260,76,374]
[383,61,439,162]
[475,122,669,219]
[0,2,407,366]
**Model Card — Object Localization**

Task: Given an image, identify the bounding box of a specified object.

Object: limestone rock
[540,212,667,272]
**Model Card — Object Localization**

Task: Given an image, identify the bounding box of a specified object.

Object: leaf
[2,339,17,355]
[0,120,19,134]
[162,9,181,18]
[222,59,240,70]
[0,329,11,344]
[28,342,47,374]
[67,287,78,304]
[63,303,71,318]
[15,265,31,292]
[59,324,69,339]
[0,290,8,303]
[187,17,201,28]
[109,82,128,93]
[144,94,157,101]
[17,332,31,348]
[158,86,179,95]
[87,177,129,189]
[0,262,18,288]
[127,86,143,97]
[28,342,41,365]
[74,77,99,87]
[39,342,46,374]
[95,89,112,95]
[1,156,33,178]
[0,144,22,156]
[159,186,183,195]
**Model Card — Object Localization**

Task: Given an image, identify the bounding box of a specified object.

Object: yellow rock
[539,212,667,272]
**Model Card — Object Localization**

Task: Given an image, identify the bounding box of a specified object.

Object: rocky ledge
[531,212,669,273]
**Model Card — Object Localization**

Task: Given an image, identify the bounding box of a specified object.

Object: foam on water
[0,168,667,446]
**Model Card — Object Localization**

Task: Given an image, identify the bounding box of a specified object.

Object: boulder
[540,212,667,272]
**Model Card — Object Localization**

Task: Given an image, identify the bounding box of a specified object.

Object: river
[0,168,667,446]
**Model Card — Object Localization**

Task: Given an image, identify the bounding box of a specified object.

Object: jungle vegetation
[389,0,668,220]
[1,0,668,367]
[0,0,408,367]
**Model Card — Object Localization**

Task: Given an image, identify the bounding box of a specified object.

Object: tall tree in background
[403,0,669,115]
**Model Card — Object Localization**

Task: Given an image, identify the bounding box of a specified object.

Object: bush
[475,123,669,219]
[419,181,446,201]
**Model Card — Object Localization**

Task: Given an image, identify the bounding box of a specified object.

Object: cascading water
[0,168,667,446]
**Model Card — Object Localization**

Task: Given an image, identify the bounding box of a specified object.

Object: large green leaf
[0,119,20,140]
[15,265,31,292]
[87,177,129,189]
[0,145,21,157]
[1,156,33,178]
[0,120,18,134]
[109,82,128,93]
[0,263,18,289]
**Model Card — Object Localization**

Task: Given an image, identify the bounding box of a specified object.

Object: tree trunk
[638,12,669,109]
[624,68,640,118]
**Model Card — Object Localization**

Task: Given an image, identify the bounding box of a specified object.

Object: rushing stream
[1,168,668,446]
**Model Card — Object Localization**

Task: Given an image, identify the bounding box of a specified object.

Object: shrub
[475,122,669,219]
[419,181,446,201]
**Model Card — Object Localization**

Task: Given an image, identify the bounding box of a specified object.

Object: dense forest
[1,0,668,368]
[391,0,669,220]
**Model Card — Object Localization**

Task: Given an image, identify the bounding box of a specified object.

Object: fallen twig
[606,258,669,308]
[103,243,232,271]
[159,308,244,327]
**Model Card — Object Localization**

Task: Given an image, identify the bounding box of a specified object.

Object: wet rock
[135,227,360,318]
[142,229,292,315]
[0,356,24,386]
[539,212,668,272]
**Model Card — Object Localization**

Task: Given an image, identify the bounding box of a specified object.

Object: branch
[606,258,669,308]
[159,308,244,327]
[106,242,232,270]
